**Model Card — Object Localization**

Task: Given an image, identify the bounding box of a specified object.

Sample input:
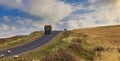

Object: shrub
[41,48,76,61]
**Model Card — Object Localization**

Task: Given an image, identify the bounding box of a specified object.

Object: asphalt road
[0,31,61,57]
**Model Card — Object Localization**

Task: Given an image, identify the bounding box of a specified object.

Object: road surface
[0,31,61,57]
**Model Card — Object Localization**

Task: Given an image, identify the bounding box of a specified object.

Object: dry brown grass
[41,48,76,61]
[73,25,120,61]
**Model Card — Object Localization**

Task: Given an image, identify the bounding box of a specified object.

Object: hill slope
[73,25,120,61]
[0,31,43,50]
[1,25,120,61]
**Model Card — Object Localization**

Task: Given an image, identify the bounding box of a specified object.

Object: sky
[0,0,120,38]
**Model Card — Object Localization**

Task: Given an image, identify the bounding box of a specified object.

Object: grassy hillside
[73,25,120,61]
[0,31,43,50]
[1,25,120,61]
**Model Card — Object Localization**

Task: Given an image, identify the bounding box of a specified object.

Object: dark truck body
[44,25,52,35]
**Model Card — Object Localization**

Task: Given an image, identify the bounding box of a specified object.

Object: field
[1,25,120,61]
[73,25,120,61]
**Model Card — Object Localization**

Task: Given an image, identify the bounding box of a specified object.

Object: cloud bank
[30,0,72,21]
[0,0,72,38]
[0,0,72,21]
[60,0,120,29]
[0,0,120,38]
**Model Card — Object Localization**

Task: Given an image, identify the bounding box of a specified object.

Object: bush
[68,43,83,53]
[41,48,76,61]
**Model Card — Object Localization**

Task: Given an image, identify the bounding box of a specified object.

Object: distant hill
[0,36,26,43]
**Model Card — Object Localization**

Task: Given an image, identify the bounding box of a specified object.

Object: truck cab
[44,25,52,35]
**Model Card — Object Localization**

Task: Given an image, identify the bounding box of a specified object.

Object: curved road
[0,31,61,57]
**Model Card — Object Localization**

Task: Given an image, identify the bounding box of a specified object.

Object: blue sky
[0,0,120,38]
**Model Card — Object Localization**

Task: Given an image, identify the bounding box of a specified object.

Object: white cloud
[66,20,80,29]
[0,0,72,22]
[0,23,33,38]
[73,3,95,11]
[16,0,22,3]
[29,0,72,21]
[0,0,27,11]
[3,16,10,21]
[0,24,17,31]
[11,26,17,31]
[93,0,120,22]
[60,0,120,29]
[88,0,97,3]
[17,20,24,24]
[1,24,9,30]
[1,0,120,38]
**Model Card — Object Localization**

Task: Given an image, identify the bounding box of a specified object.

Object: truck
[44,25,52,35]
